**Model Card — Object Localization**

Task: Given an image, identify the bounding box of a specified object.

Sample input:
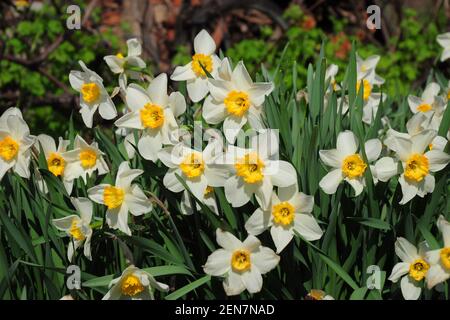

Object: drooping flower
[52,197,93,262]
[389,130,450,204]
[203,229,280,296]
[114,73,186,162]
[407,82,445,117]
[69,61,117,128]
[0,109,34,181]
[88,161,152,235]
[319,130,382,196]
[437,32,450,62]
[426,216,450,289]
[203,61,274,143]
[219,130,297,209]
[388,237,429,300]
[170,29,221,102]
[103,265,169,300]
[62,134,109,183]
[245,184,323,253]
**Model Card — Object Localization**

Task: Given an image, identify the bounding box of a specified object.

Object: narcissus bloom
[219,130,297,209]
[69,61,117,128]
[306,290,334,300]
[319,130,382,196]
[388,237,429,300]
[52,197,93,262]
[203,229,279,296]
[0,109,34,180]
[389,130,450,204]
[437,32,450,62]
[426,216,450,289]
[114,73,185,161]
[104,38,146,75]
[159,141,227,202]
[356,53,384,85]
[88,161,152,235]
[170,29,221,102]
[103,265,169,300]
[204,61,274,143]
[63,135,109,182]
[245,184,323,253]
[37,134,74,194]
[407,82,445,116]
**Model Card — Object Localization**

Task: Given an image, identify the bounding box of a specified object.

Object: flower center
[231,249,251,272]
[356,79,372,101]
[272,201,295,226]
[47,152,66,177]
[191,53,213,77]
[404,153,429,182]
[79,149,97,169]
[81,83,100,103]
[417,103,432,113]
[234,152,265,184]
[408,258,429,281]
[440,247,450,270]
[224,91,250,117]
[116,52,124,59]
[204,186,214,197]
[0,136,19,161]
[140,103,164,129]
[307,289,325,300]
[121,274,145,297]
[179,152,205,179]
[342,154,367,179]
[103,186,125,209]
[69,218,85,241]
[447,90,450,100]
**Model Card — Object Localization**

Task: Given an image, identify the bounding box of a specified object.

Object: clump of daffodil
[103,265,169,300]
[203,229,280,296]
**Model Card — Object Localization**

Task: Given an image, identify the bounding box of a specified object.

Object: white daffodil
[103,265,169,300]
[319,130,382,196]
[0,110,33,180]
[62,134,109,182]
[37,134,74,194]
[245,184,323,253]
[114,73,185,162]
[159,140,227,203]
[306,289,335,300]
[69,60,117,128]
[170,29,221,102]
[203,61,274,143]
[180,188,219,215]
[52,197,93,262]
[425,216,450,289]
[388,237,429,300]
[203,229,280,296]
[437,32,450,62]
[407,82,445,117]
[356,53,384,85]
[389,130,450,204]
[219,130,297,209]
[325,64,340,92]
[88,161,152,235]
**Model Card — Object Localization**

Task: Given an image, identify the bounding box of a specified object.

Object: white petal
[207,79,231,101]
[251,246,279,274]
[245,208,271,235]
[114,111,143,130]
[104,56,124,73]
[364,139,382,162]
[70,197,93,224]
[270,225,294,253]
[248,82,274,106]
[69,71,84,91]
[336,130,358,156]
[98,98,117,120]
[37,134,56,156]
[126,84,150,112]
[254,179,272,210]
[399,175,418,204]
[187,77,209,103]
[163,168,184,193]
[223,115,247,144]
[241,268,263,294]
[202,95,227,124]
[319,149,342,168]
[388,262,410,283]
[224,176,252,207]
[395,237,419,263]
[345,177,364,196]
[400,276,421,300]
[147,73,168,106]
[293,213,323,241]
[203,249,231,276]
[79,105,97,128]
[250,129,279,159]
[231,61,253,91]
[127,38,142,56]
[87,184,108,204]
[216,229,243,251]
[437,215,450,247]
[52,215,78,231]
[268,160,297,187]
[411,130,436,154]
[194,29,216,55]
[223,271,245,296]
[374,157,398,182]
[170,63,196,81]
[426,264,450,289]
[168,91,186,117]
[425,150,450,172]
[126,185,152,216]
[319,169,343,194]
[138,130,162,162]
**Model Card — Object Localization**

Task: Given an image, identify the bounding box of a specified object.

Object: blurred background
[0,0,449,136]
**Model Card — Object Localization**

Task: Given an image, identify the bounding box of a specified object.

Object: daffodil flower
[170,29,221,102]
[245,184,323,253]
[69,61,117,128]
[180,188,219,215]
[37,134,74,194]
[88,161,152,235]
[356,53,384,85]
[389,130,450,204]
[319,130,382,196]
[103,265,169,300]
[203,229,280,296]
[0,109,34,180]
[114,73,186,162]
[407,82,445,117]
[306,289,335,300]
[52,197,93,262]
[426,216,450,289]
[63,134,109,182]
[325,63,340,92]
[203,61,274,143]
[437,32,450,62]
[388,237,430,300]
[218,130,297,209]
